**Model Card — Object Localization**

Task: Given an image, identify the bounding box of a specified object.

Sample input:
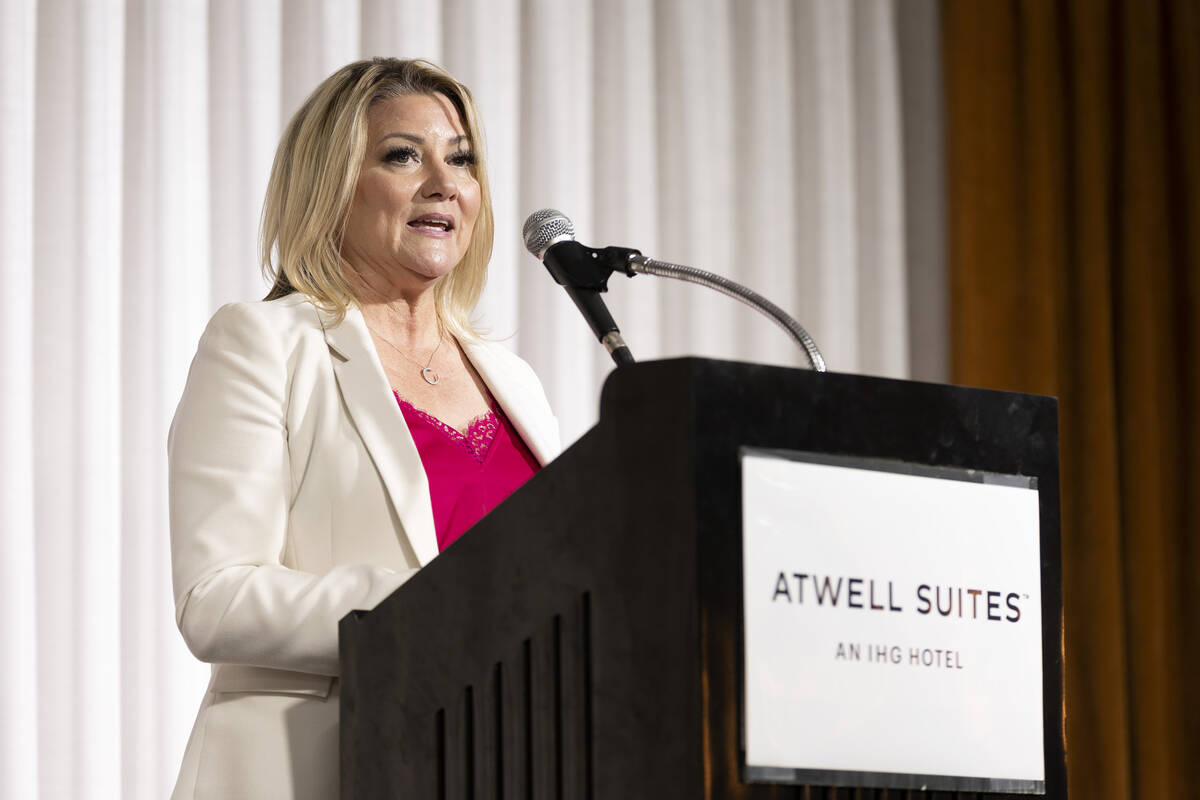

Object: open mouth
[408,214,455,232]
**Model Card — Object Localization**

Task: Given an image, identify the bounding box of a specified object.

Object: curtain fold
[33,1,126,797]
[120,3,215,799]
[1,2,920,797]
[515,0,599,438]
[944,0,1200,796]
[731,0,800,365]
[209,0,283,308]
[0,4,39,799]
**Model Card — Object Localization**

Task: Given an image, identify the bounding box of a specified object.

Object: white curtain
[0,1,922,798]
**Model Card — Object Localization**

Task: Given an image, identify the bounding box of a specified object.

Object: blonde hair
[261,58,494,336]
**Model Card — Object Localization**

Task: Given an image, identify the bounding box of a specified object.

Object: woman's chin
[402,261,455,282]
[393,248,461,281]
[363,252,448,283]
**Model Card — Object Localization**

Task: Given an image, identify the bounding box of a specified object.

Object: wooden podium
[340,359,1066,799]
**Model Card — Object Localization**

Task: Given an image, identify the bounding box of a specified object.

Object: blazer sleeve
[168,302,414,677]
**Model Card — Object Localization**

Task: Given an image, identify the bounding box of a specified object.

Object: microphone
[522,209,640,366]
[523,210,828,372]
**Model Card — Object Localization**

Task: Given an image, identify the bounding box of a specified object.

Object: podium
[340,359,1066,799]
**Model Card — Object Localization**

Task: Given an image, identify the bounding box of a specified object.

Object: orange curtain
[943,0,1199,796]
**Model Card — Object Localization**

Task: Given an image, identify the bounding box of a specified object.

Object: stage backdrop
[944,0,1200,797]
[0,1,944,798]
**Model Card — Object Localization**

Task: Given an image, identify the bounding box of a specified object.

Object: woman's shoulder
[201,294,327,346]
[205,294,313,324]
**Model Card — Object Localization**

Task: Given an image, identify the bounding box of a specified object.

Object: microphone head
[522,209,575,259]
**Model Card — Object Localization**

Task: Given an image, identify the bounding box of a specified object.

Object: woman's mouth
[408,214,455,236]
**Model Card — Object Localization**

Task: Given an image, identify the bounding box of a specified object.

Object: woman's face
[342,93,481,287]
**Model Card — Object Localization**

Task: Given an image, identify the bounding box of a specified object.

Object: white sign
[742,450,1045,793]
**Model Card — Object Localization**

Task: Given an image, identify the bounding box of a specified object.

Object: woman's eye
[384,146,418,165]
[448,150,477,168]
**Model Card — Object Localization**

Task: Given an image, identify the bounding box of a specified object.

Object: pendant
[421,367,440,385]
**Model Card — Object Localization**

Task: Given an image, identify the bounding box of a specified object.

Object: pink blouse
[395,392,540,552]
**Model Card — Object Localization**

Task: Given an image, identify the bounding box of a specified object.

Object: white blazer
[168,294,560,800]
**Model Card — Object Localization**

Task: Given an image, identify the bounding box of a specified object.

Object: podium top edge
[600,357,1060,405]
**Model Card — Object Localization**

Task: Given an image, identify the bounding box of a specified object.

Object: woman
[168,58,559,800]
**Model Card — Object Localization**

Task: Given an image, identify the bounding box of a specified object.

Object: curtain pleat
[732,0,799,366]
[2,2,920,796]
[851,0,906,378]
[516,0,600,441]
[653,0,737,365]
[281,0,360,121]
[31,1,125,797]
[896,0,946,384]
[361,0,442,65]
[121,3,215,798]
[0,3,40,799]
[209,0,283,307]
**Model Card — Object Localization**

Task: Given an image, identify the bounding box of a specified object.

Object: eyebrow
[380,132,470,146]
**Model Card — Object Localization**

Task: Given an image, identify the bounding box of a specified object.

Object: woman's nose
[421,162,458,200]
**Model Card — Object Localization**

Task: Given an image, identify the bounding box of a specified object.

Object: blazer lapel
[320,306,439,567]
[460,339,559,466]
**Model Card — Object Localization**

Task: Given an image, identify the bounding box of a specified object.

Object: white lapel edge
[460,339,559,466]
[318,305,440,567]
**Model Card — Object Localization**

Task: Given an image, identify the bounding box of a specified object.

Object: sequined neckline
[394,392,500,464]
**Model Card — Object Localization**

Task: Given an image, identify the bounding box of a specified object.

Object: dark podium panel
[340,358,1066,799]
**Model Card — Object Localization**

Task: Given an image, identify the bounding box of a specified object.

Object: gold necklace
[371,326,445,386]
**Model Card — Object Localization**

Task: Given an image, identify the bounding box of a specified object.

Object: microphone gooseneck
[624,255,827,372]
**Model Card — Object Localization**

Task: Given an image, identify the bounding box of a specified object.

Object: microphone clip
[541,242,642,292]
